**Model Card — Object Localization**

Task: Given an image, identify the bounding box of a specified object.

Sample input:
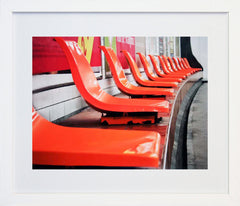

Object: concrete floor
[187,82,208,169]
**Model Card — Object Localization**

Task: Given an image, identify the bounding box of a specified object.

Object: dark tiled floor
[187,83,208,169]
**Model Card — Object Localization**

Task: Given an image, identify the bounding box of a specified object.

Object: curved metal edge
[170,79,203,169]
[162,72,203,169]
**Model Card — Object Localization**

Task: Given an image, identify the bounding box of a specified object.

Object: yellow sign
[78,37,94,63]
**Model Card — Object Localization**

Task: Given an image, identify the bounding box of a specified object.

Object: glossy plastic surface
[167,56,179,72]
[32,108,161,168]
[172,57,182,71]
[180,58,189,68]
[177,57,196,74]
[55,37,169,113]
[162,55,174,73]
[100,46,175,96]
[122,50,178,88]
[161,55,190,77]
[177,57,187,70]
[149,54,173,77]
[167,56,191,76]
[183,58,191,67]
[137,52,182,83]
[158,56,187,79]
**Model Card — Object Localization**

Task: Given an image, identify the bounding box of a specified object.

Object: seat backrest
[122,50,144,81]
[161,55,173,72]
[157,56,170,74]
[148,54,164,76]
[183,58,191,67]
[180,58,188,68]
[55,37,106,107]
[99,46,129,87]
[172,57,182,70]
[167,57,178,72]
[137,53,155,78]
[177,57,185,69]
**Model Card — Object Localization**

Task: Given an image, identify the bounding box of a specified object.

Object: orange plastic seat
[161,55,191,77]
[100,46,175,97]
[178,57,199,74]
[179,58,189,70]
[148,54,183,79]
[157,55,187,79]
[167,56,192,76]
[177,57,195,74]
[183,58,190,67]
[32,108,161,168]
[167,56,180,72]
[183,58,191,68]
[182,58,202,72]
[55,37,169,114]
[137,52,182,83]
[185,58,202,71]
[122,50,178,88]
[177,57,187,70]
[172,57,186,72]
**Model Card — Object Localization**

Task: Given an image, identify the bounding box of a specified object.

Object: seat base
[101,112,159,125]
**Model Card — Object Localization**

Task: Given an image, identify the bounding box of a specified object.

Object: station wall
[191,37,208,80]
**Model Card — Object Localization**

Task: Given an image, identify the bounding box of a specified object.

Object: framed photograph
[1,0,239,205]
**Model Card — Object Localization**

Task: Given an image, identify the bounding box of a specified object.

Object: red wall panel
[33,37,102,75]
[89,37,101,67]
[116,37,135,69]
[32,37,135,74]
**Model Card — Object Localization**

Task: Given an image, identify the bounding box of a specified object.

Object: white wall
[33,72,140,122]
[191,37,208,80]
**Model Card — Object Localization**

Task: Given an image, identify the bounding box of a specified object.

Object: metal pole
[100,37,106,79]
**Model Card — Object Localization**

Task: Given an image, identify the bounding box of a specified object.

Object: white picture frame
[1,0,239,205]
